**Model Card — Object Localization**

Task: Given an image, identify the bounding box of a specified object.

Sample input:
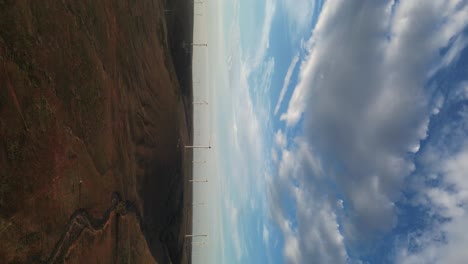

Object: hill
[0,0,193,263]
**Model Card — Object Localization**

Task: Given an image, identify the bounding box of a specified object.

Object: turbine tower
[191,43,208,47]
[182,40,208,48]
[189,179,208,183]
[185,135,212,149]
[185,234,208,238]
[192,100,208,105]
[185,145,211,149]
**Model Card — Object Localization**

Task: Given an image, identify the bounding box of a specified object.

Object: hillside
[0,0,193,263]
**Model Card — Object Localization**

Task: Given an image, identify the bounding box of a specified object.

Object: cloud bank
[396,83,468,264]
[272,0,468,263]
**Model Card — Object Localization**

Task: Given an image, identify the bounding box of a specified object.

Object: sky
[192,0,468,263]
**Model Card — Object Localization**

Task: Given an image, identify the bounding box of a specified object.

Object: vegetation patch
[4,136,22,165]
[116,201,127,216]
[24,95,55,133]
[18,232,41,249]
[0,171,16,209]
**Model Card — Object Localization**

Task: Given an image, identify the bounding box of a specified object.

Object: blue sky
[193,0,468,263]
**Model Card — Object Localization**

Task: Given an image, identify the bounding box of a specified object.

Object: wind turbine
[185,234,208,238]
[183,41,208,47]
[191,43,208,47]
[181,41,207,54]
[192,100,208,105]
[185,135,212,149]
[185,145,211,149]
[189,179,208,183]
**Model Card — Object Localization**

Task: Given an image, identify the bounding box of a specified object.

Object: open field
[0,0,193,263]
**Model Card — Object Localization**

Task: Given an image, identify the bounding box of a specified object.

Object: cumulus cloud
[396,107,468,264]
[271,0,468,262]
[267,139,346,263]
[274,130,287,149]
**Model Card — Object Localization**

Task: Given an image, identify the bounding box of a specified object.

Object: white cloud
[284,234,301,264]
[275,129,287,149]
[429,35,468,77]
[295,187,348,264]
[271,0,468,262]
[248,0,276,72]
[393,99,468,264]
[218,0,278,261]
[231,60,274,195]
[279,0,319,38]
[397,141,468,264]
[263,224,270,244]
[226,200,244,261]
[268,138,346,264]
[271,148,279,164]
[227,0,278,202]
[275,54,299,115]
[451,81,468,102]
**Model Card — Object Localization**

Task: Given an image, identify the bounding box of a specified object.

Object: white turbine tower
[185,136,211,149]
[183,40,208,48]
[185,145,211,149]
[191,43,208,47]
[192,100,208,105]
[185,234,208,238]
[189,179,208,183]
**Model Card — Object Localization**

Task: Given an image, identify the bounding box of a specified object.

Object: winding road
[47,192,141,264]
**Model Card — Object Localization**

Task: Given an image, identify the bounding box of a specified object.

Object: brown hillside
[0,0,193,263]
